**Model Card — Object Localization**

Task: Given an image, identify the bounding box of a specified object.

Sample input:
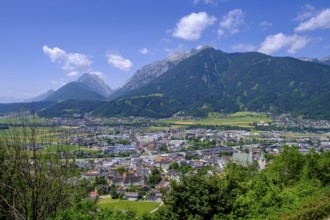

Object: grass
[146,124,188,132]
[146,126,169,132]
[131,93,164,99]
[79,147,101,153]
[282,133,329,138]
[0,127,67,143]
[42,146,101,154]
[98,198,160,216]
[43,145,81,152]
[0,115,48,124]
[161,112,271,128]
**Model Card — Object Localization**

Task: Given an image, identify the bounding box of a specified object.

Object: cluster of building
[47,116,330,201]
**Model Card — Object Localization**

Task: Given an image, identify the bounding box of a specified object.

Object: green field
[43,145,80,152]
[98,198,160,216]
[161,112,271,128]
[0,127,67,143]
[282,133,329,138]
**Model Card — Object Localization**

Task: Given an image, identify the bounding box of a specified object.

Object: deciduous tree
[0,115,79,219]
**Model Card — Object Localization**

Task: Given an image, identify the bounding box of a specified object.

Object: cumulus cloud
[173,12,216,41]
[295,8,330,32]
[43,46,91,76]
[231,44,256,52]
[139,48,149,55]
[218,9,245,37]
[258,33,310,55]
[106,53,133,71]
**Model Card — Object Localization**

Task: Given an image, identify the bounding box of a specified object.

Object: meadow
[98,198,160,216]
[160,112,271,128]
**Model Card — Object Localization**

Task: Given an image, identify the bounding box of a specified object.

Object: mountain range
[298,56,330,66]
[111,46,209,98]
[1,47,330,119]
[43,73,111,101]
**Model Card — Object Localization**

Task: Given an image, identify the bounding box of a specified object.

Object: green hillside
[114,47,330,119]
[44,82,106,101]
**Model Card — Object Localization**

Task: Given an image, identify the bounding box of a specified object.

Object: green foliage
[265,146,306,185]
[53,195,137,220]
[176,165,194,174]
[94,176,107,186]
[118,192,124,200]
[155,146,330,220]
[169,161,179,171]
[117,167,126,176]
[148,167,162,188]
[158,145,169,152]
[110,184,118,199]
[0,116,80,219]
[157,171,229,220]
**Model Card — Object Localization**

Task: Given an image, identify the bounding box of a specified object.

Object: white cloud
[217,29,225,36]
[193,0,216,4]
[164,44,187,56]
[106,53,133,71]
[231,44,256,52]
[218,9,245,37]
[51,78,66,86]
[90,71,106,80]
[258,33,310,55]
[67,71,79,76]
[193,0,226,4]
[295,8,330,32]
[173,12,216,41]
[43,46,91,76]
[259,20,272,30]
[139,48,149,55]
[295,4,315,21]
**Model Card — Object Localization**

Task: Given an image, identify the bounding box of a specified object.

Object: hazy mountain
[40,73,111,101]
[0,101,56,116]
[298,55,330,66]
[0,96,24,104]
[77,73,112,97]
[297,57,321,63]
[25,89,54,102]
[43,82,105,101]
[320,56,330,66]
[110,45,211,98]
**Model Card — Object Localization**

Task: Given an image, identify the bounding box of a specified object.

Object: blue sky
[1,0,330,99]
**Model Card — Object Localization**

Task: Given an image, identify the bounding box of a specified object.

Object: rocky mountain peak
[111,45,213,98]
[77,73,112,97]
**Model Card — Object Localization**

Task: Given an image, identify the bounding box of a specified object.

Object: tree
[0,115,79,219]
[169,161,179,171]
[117,167,126,176]
[266,145,305,185]
[110,184,118,199]
[148,167,162,188]
[157,172,228,220]
[53,195,137,220]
